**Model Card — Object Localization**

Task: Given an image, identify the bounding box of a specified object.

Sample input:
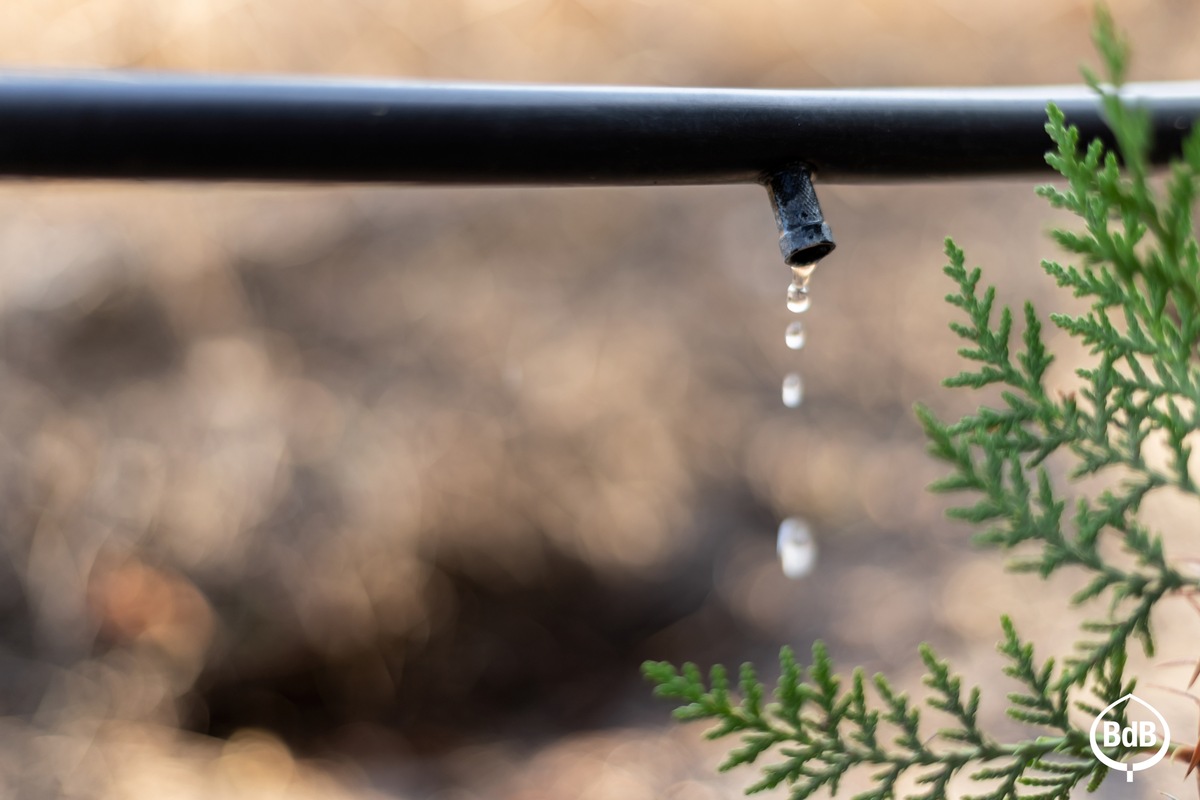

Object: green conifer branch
[645,9,1200,798]
[644,630,1112,800]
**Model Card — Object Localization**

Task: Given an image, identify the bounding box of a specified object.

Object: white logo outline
[1088,693,1171,782]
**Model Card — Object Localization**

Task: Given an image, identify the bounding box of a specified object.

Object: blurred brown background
[0,1,1198,798]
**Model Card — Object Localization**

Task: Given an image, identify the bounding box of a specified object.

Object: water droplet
[786,283,811,313]
[781,372,803,408]
[784,321,806,350]
[791,263,817,283]
[778,517,817,579]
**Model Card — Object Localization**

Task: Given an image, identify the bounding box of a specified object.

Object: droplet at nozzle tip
[765,164,835,268]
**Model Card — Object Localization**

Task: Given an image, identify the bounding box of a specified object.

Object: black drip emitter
[764,165,835,267]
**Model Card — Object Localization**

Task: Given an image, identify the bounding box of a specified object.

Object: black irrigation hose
[0,73,1197,185]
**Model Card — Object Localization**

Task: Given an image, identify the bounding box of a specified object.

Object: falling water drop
[777,517,817,579]
[781,372,803,408]
[784,321,806,350]
[786,282,811,313]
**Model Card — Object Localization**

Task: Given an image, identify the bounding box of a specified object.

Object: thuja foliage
[644,11,1200,799]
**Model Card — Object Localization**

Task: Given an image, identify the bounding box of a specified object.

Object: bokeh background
[0,1,1198,798]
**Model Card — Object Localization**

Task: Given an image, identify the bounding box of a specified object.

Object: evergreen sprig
[920,5,1198,687]
[646,9,1199,798]
[644,629,1106,800]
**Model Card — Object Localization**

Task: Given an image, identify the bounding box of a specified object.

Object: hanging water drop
[779,243,817,404]
[784,321,806,350]
[781,372,803,408]
[786,282,811,313]
[791,263,817,284]
[777,517,817,579]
